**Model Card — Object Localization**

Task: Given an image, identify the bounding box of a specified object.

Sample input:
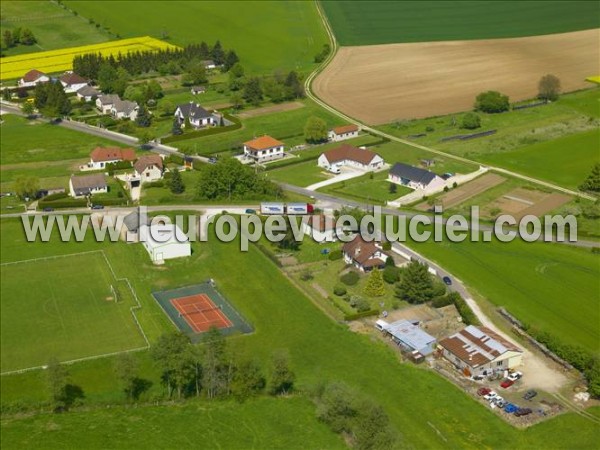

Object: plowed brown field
[313,29,599,125]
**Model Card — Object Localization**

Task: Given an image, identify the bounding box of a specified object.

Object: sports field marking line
[0,250,150,376]
[172,295,233,329]
[0,249,104,266]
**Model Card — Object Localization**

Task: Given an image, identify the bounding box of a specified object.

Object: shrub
[475,90,510,113]
[340,271,359,286]
[343,309,379,321]
[382,241,392,251]
[144,180,165,188]
[382,265,400,284]
[333,284,347,296]
[349,295,371,312]
[425,125,434,132]
[328,249,343,261]
[431,295,453,308]
[42,192,68,202]
[460,112,481,129]
[300,270,313,281]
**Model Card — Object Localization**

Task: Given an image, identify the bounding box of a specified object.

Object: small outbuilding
[377,319,437,355]
[139,224,191,263]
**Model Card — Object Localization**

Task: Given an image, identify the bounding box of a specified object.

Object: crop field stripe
[0,250,149,375]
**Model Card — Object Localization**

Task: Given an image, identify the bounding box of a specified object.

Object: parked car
[514,408,533,417]
[245,209,256,214]
[91,204,104,210]
[496,399,508,408]
[500,379,515,389]
[523,390,538,400]
[484,391,498,401]
[504,403,519,414]
[442,276,452,285]
[43,207,54,212]
[477,387,491,396]
[491,395,504,405]
[208,157,218,164]
[508,371,523,381]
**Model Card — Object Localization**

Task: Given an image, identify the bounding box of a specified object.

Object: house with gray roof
[377,319,437,356]
[96,94,121,114]
[388,162,445,191]
[76,85,101,102]
[174,102,215,128]
[69,174,107,198]
[111,99,139,121]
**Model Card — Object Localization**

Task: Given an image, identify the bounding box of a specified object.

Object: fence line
[0,249,103,266]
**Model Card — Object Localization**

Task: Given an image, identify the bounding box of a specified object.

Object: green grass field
[0,251,146,372]
[268,160,331,187]
[479,129,600,190]
[319,170,413,205]
[1,216,599,448]
[0,1,109,56]
[323,1,600,46]
[65,1,328,74]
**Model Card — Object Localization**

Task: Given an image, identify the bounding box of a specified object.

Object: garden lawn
[0,251,147,372]
[1,216,599,448]
[323,1,600,46]
[268,160,331,187]
[65,1,328,75]
[0,1,109,57]
[478,129,600,190]
[321,170,414,205]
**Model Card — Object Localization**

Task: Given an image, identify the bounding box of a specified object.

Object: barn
[139,224,191,263]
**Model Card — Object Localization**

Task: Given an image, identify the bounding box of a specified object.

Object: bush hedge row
[344,309,380,321]
[38,198,88,209]
[162,115,241,144]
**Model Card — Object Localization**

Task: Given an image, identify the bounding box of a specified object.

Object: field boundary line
[1,250,151,376]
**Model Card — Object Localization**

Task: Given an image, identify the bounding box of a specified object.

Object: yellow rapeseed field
[585,76,600,84]
[1,36,179,81]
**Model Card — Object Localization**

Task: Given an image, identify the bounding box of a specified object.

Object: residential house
[342,235,387,272]
[328,124,359,142]
[96,94,120,114]
[174,102,215,128]
[388,162,445,191]
[139,223,191,262]
[301,215,341,243]
[377,319,437,356]
[439,325,523,377]
[202,60,218,70]
[82,147,136,171]
[243,135,285,163]
[76,85,100,102]
[111,99,139,121]
[18,69,49,88]
[134,154,164,183]
[190,85,206,95]
[59,71,89,93]
[69,173,108,198]
[318,144,384,172]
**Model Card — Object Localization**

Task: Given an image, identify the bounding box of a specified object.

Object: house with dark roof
[388,162,444,191]
[59,71,89,93]
[174,102,215,128]
[121,210,153,242]
[301,215,341,243]
[318,144,384,172]
[134,154,164,183]
[342,235,387,272]
[439,325,523,376]
[81,147,136,171]
[243,135,285,162]
[111,99,139,121]
[328,124,359,142]
[69,174,108,198]
[96,94,121,114]
[190,85,206,95]
[76,85,101,102]
[202,60,218,70]
[18,69,49,88]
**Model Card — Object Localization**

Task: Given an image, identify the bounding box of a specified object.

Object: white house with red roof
[81,147,136,171]
[18,70,49,88]
[134,154,164,183]
[342,235,387,272]
[328,124,359,142]
[243,135,285,163]
[318,144,384,172]
[59,71,89,93]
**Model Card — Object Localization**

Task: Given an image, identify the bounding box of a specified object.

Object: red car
[477,387,491,396]
[500,379,515,389]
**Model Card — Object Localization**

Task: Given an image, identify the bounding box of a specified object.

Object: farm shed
[139,224,191,263]
[379,319,437,355]
[439,325,523,376]
[328,124,359,142]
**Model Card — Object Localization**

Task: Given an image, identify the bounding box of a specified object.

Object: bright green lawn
[320,170,413,205]
[0,1,109,56]
[479,129,600,190]
[323,1,600,46]
[1,217,600,448]
[0,251,146,372]
[268,160,331,187]
[65,1,328,74]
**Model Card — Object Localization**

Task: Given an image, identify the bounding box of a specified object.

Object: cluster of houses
[69,146,166,199]
[375,319,524,374]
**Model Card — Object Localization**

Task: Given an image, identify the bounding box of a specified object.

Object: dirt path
[313,29,599,124]
[465,298,569,393]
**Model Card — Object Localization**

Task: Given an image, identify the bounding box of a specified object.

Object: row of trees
[579,163,600,192]
[73,41,239,79]
[33,81,72,117]
[1,28,36,51]
[228,65,305,107]
[197,157,282,200]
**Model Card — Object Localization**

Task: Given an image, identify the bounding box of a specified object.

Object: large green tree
[231,359,266,402]
[202,327,230,399]
[14,176,39,199]
[474,90,509,113]
[304,116,328,143]
[579,163,600,192]
[169,168,185,194]
[150,332,195,399]
[269,350,295,395]
[243,77,263,106]
[538,74,561,101]
[364,268,386,297]
[395,260,435,304]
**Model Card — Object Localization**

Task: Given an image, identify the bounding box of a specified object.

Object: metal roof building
[380,319,437,355]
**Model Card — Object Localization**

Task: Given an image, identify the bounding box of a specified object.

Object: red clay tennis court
[170,294,233,333]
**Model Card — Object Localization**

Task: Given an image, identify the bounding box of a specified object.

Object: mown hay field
[0,36,178,80]
[313,29,600,124]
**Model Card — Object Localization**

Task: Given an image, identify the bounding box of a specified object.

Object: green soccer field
[323,1,600,46]
[0,251,147,373]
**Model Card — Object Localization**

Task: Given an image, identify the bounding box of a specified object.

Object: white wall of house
[388,173,445,191]
[318,154,384,171]
[244,145,285,162]
[139,225,191,262]
[136,165,163,183]
[62,82,88,93]
[328,130,359,142]
[111,107,138,121]
[18,76,49,88]
[442,348,523,374]
[69,180,107,198]
[96,98,113,114]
